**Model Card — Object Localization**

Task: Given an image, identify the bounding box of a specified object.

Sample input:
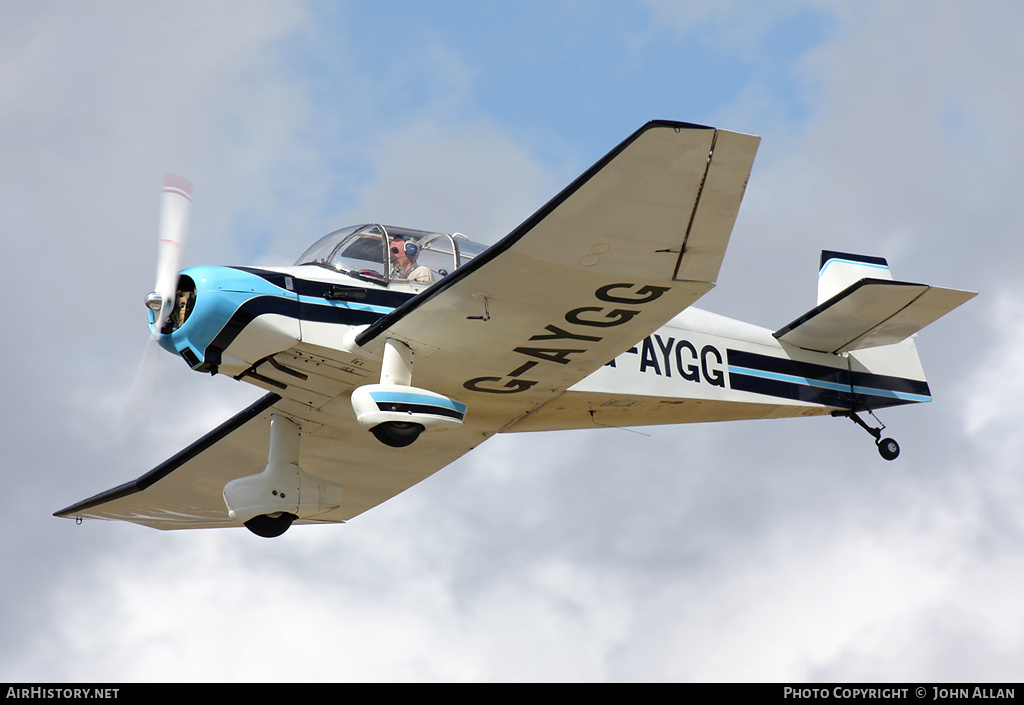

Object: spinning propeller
[126,175,193,420]
[145,175,193,333]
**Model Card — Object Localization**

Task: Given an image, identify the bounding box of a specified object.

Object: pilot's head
[390,236,418,266]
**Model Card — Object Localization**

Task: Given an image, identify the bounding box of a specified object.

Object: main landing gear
[244,511,298,538]
[222,415,344,537]
[351,338,466,448]
[370,420,425,448]
[832,409,900,461]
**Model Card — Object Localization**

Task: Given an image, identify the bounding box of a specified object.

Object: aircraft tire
[370,421,425,448]
[877,438,900,461]
[244,512,297,538]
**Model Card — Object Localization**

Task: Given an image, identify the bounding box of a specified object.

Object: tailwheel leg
[832,409,900,461]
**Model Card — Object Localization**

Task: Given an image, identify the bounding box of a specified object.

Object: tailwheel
[832,409,900,461]
[876,437,900,461]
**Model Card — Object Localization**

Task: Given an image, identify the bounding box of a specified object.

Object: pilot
[389,236,434,283]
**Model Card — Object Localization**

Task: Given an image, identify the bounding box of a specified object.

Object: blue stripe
[296,295,395,316]
[819,256,890,278]
[728,365,850,394]
[369,390,467,414]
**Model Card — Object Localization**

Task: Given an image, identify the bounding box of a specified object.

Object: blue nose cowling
[155,266,300,374]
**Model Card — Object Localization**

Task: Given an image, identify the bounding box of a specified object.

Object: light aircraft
[55,121,976,538]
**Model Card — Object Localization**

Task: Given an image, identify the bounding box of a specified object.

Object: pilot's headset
[392,238,419,258]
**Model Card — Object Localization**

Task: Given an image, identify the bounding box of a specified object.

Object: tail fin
[817,251,893,305]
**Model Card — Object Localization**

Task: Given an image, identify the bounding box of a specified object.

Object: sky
[2,0,1022,683]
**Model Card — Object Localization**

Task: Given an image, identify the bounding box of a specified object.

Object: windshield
[295,224,487,285]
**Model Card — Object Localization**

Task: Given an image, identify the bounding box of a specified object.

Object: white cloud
[963,288,1024,439]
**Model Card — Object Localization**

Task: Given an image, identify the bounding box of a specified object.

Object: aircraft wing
[56,394,281,529]
[356,121,760,431]
[56,121,759,531]
[54,390,490,529]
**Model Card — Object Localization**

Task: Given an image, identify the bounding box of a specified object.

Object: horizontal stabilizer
[774,278,976,354]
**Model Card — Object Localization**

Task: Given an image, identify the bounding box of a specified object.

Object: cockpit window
[340,235,386,263]
[295,224,488,286]
[294,225,362,266]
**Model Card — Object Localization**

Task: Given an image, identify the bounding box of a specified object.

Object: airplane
[54,120,976,538]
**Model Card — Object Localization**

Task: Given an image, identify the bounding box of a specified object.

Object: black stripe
[820,250,889,270]
[729,349,849,387]
[727,349,930,410]
[228,266,295,291]
[728,348,853,407]
[729,370,853,408]
[231,267,414,309]
[203,295,386,366]
[203,296,301,366]
[298,300,389,326]
[375,401,465,420]
[54,393,282,518]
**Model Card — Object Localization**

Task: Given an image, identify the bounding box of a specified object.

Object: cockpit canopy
[295,224,488,285]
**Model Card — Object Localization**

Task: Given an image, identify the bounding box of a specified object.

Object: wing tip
[52,392,282,526]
